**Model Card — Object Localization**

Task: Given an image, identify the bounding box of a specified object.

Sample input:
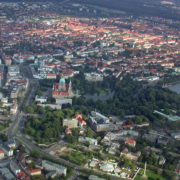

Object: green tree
[0,134,8,142]
[31,175,45,180]
[87,128,94,138]
[44,128,54,139]
[18,144,26,153]
[72,128,80,137]
[30,150,40,159]
[26,106,34,114]
[37,106,46,114]
[3,110,9,116]
[65,134,77,144]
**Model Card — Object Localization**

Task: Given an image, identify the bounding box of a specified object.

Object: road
[7,84,29,139]
[0,158,13,167]
[6,65,38,139]
[7,78,39,138]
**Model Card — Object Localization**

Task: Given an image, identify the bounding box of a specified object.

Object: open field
[61,150,89,165]
[135,169,167,180]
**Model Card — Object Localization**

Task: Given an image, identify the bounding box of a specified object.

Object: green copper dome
[59,77,65,83]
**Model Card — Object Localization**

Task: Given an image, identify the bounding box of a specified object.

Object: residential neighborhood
[0,1,180,180]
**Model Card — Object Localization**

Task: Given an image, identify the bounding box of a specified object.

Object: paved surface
[0,158,13,167]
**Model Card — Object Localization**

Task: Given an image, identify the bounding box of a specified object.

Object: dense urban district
[0,1,180,180]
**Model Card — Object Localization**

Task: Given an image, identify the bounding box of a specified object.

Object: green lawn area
[61,150,89,165]
[95,86,107,94]
[135,169,167,180]
[0,125,7,131]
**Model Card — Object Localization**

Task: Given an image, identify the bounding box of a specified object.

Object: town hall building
[52,77,73,98]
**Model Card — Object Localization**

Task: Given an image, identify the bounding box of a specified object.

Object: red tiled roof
[79,119,86,125]
[47,74,56,76]
[52,83,72,97]
[18,172,27,178]
[122,125,131,128]
[125,139,136,145]
[75,114,82,120]
[150,68,157,73]
[30,169,41,173]
[65,129,72,134]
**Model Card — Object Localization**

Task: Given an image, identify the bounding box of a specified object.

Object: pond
[84,91,114,101]
[168,83,180,94]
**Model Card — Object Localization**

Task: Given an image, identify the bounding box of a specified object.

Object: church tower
[68,80,73,96]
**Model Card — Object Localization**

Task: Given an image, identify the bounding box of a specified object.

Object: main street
[6,65,38,139]
[0,158,13,167]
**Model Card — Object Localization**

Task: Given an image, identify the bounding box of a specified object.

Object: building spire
[68,80,72,96]
[142,162,148,179]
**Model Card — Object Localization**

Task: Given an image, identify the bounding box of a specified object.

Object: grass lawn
[95,86,107,94]
[0,125,7,131]
[135,169,167,180]
[61,150,89,165]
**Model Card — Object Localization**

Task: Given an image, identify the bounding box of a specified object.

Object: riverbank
[165,80,180,87]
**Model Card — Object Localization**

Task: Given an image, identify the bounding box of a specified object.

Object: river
[168,83,180,94]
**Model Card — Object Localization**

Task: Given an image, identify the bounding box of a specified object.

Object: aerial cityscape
[0,0,180,180]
